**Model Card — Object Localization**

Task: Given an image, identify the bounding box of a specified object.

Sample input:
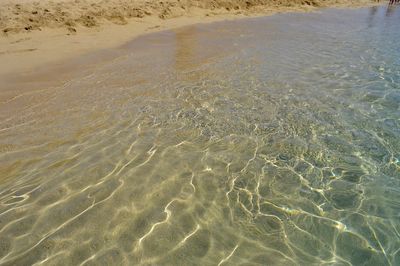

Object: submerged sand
[0,6,398,264]
[0,0,381,76]
[0,0,381,34]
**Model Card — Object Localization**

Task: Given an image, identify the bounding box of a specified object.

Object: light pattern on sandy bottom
[0,5,399,266]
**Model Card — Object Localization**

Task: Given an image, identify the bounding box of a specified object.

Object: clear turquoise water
[0,5,399,266]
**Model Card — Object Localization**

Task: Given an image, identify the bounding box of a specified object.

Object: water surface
[0,5,400,266]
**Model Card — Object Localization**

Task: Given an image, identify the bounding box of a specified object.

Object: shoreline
[0,1,383,78]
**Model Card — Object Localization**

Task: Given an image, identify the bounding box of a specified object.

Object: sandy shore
[0,0,381,77]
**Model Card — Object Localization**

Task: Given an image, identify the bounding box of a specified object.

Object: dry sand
[0,0,382,77]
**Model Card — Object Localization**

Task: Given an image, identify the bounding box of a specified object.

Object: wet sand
[0,6,399,264]
[0,0,381,77]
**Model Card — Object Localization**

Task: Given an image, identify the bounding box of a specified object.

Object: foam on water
[0,5,399,266]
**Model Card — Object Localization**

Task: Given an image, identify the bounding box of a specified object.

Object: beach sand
[0,0,381,77]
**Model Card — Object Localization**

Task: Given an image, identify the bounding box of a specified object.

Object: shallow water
[1,5,400,266]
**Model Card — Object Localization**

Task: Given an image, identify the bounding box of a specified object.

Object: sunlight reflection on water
[0,5,399,266]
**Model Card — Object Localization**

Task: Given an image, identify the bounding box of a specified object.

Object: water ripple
[1,5,400,266]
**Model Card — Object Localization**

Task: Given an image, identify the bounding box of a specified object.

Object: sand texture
[0,0,381,35]
[0,0,381,77]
